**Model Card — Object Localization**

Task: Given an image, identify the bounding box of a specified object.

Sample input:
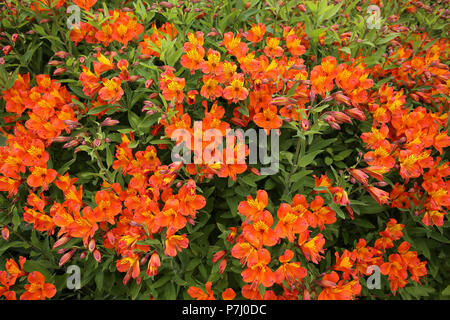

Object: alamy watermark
[66,265,81,290]
[170,122,279,175]
[66,5,81,30]
[366,5,382,30]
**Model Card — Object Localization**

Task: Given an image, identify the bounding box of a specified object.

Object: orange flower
[20,271,56,300]
[116,250,141,280]
[5,257,27,279]
[231,240,257,266]
[155,198,187,234]
[200,75,223,100]
[93,52,114,76]
[181,42,205,74]
[222,288,236,300]
[200,48,223,75]
[241,248,276,288]
[222,73,248,103]
[380,218,404,240]
[242,210,278,248]
[26,166,57,190]
[264,37,284,58]
[300,233,325,264]
[98,77,124,103]
[146,252,161,277]
[92,190,122,224]
[253,105,283,134]
[310,196,337,230]
[223,32,248,59]
[161,75,185,103]
[274,203,308,242]
[164,234,189,257]
[188,281,215,300]
[328,186,350,206]
[238,190,269,222]
[366,186,390,205]
[274,250,307,285]
[73,0,97,11]
[314,174,332,192]
[246,23,266,43]
[317,271,361,300]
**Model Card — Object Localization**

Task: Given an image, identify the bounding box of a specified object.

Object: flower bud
[100,117,119,127]
[303,288,311,300]
[159,1,175,8]
[54,51,70,59]
[2,225,9,241]
[53,67,67,76]
[328,111,352,124]
[88,239,96,252]
[93,249,101,263]
[63,139,80,149]
[145,79,154,88]
[59,249,76,267]
[301,119,310,130]
[212,250,226,263]
[2,45,12,55]
[53,235,71,249]
[219,258,227,274]
[48,60,64,66]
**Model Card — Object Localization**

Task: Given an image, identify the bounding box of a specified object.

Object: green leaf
[95,271,104,293]
[128,111,140,130]
[442,285,450,296]
[375,33,399,45]
[329,202,346,220]
[297,150,323,167]
[87,104,113,115]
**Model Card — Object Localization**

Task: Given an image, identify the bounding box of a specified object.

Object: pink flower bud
[53,235,71,249]
[2,45,12,55]
[48,60,64,66]
[88,239,96,252]
[159,1,175,8]
[53,136,72,143]
[53,67,67,76]
[59,249,76,267]
[219,259,227,274]
[100,117,119,127]
[54,51,70,59]
[93,139,102,147]
[145,79,154,88]
[2,225,9,241]
[301,119,309,130]
[93,249,101,263]
[63,139,80,149]
[11,34,19,42]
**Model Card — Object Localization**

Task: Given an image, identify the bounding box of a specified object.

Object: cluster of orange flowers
[160,90,248,181]
[102,133,206,284]
[0,256,56,300]
[375,34,449,108]
[79,51,135,115]
[1,4,448,300]
[217,189,337,300]
[356,83,450,226]
[187,191,427,300]
[333,218,427,295]
[70,9,144,48]
[0,74,77,196]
